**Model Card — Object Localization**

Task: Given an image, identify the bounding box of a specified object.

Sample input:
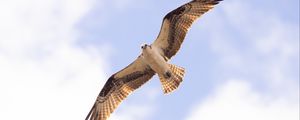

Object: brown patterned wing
[85,57,155,120]
[153,0,222,59]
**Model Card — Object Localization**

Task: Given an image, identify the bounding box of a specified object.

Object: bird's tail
[159,64,185,94]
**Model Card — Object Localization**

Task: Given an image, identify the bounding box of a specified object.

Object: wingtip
[211,0,223,5]
[196,0,222,5]
[85,104,95,120]
[197,0,223,2]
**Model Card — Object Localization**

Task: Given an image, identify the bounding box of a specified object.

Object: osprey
[86,0,222,120]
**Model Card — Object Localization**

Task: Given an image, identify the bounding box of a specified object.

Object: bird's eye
[141,46,144,49]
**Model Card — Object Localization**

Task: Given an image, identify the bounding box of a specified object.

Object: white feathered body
[141,44,169,76]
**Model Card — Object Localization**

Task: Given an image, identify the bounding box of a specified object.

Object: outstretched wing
[85,57,155,120]
[153,0,222,59]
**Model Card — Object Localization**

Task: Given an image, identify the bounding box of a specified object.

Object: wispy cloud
[186,0,299,120]
[0,0,159,120]
[219,0,297,90]
[110,103,155,120]
[186,80,299,120]
[0,0,110,120]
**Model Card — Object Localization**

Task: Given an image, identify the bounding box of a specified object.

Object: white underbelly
[142,48,168,75]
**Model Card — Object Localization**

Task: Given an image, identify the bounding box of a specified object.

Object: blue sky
[0,0,299,120]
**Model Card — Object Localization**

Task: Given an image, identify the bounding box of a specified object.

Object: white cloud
[110,103,155,120]
[0,0,109,120]
[186,1,299,120]
[110,0,135,10]
[0,0,157,120]
[186,80,299,120]
[198,0,299,91]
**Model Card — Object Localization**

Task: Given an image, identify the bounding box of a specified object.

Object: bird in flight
[86,0,222,120]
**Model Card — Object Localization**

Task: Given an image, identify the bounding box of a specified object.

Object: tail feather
[159,64,185,94]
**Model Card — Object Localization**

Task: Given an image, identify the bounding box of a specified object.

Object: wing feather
[86,57,155,120]
[153,0,222,59]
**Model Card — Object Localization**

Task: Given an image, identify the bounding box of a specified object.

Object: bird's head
[141,43,151,49]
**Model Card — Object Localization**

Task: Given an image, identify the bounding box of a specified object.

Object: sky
[0,0,299,120]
